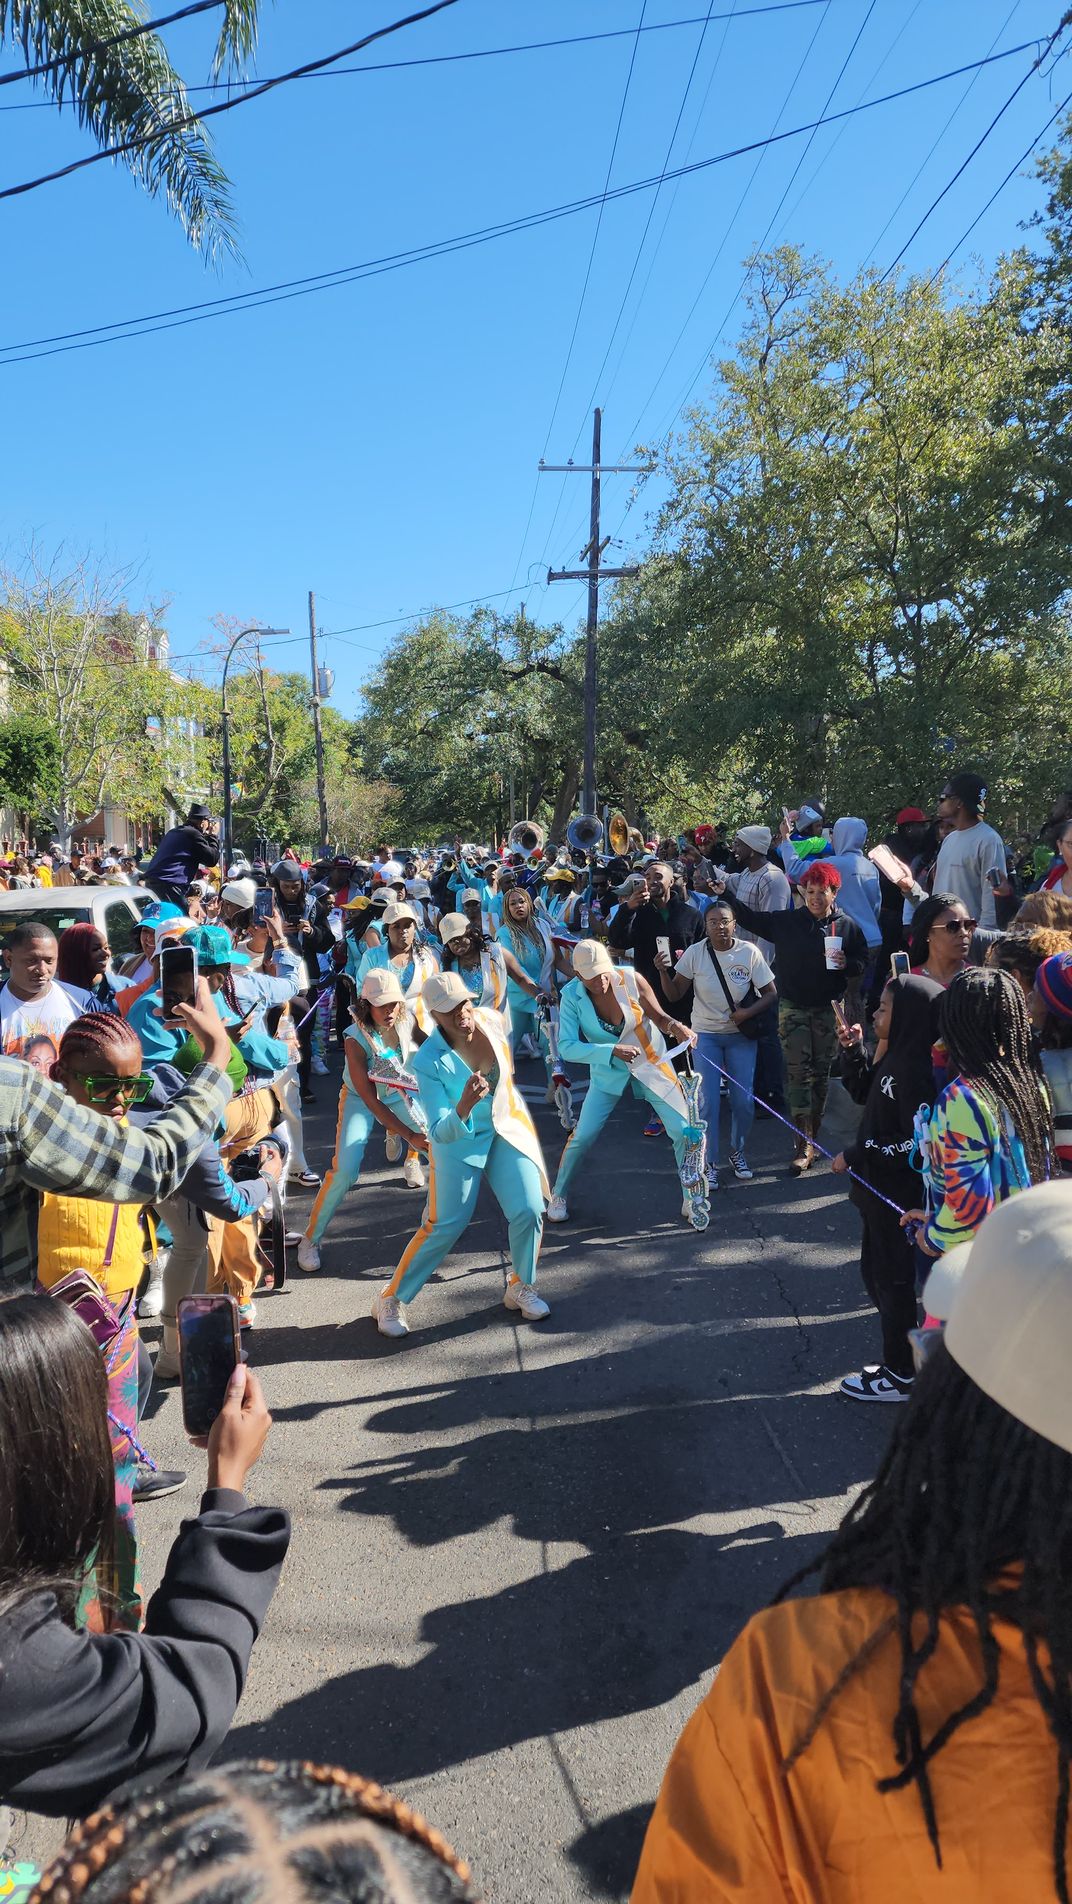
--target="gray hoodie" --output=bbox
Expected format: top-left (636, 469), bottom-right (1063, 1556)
top-left (822, 818), bottom-right (882, 947)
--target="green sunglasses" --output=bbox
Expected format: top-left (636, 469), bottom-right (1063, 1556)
top-left (78, 1073), bottom-right (154, 1105)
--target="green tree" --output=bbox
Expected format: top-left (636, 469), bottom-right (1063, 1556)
top-left (605, 246), bottom-right (1072, 834)
top-left (0, 713), bottom-right (61, 819)
top-left (2, 2), bottom-right (260, 257)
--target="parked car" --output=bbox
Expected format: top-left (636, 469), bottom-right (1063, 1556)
top-left (0, 886), bottom-right (153, 959)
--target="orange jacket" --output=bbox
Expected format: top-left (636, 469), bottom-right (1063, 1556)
top-left (633, 1586), bottom-right (1060, 1902)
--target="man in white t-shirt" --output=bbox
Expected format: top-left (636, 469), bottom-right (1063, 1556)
top-left (930, 771), bottom-right (1008, 931)
top-left (0, 922), bottom-right (100, 1073)
top-left (657, 899), bottom-right (776, 1186)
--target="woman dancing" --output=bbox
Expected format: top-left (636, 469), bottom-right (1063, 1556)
top-left (546, 940), bottom-right (697, 1225)
top-left (496, 884), bottom-right (573, 1080)
top-left (297, 969), bottom-right (430, 1273)
top-left (438, 909), bottom-right (537, 1036)
top-left (372, 971), bottom-right (549, 1338)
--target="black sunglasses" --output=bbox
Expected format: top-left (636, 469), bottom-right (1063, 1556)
top-left (938, 917), bottom-right (976, 934)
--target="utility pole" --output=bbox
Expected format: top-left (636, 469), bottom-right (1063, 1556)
top-left (543, 409), bottom-right (653, 820)
top-left (308, 590), bottom-right (330, 855)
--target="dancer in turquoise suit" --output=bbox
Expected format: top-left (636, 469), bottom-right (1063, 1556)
top-left (546, 939), bottom-right (696, 1225)
top-left (297, 967), bottom-right (429, 1273)
top-left (496, 883), bottom-right (574, 1080)
top-left (373, 969), bottom-right (550, 1338)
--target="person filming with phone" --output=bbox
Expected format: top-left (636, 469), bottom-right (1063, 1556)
top-left (0, 1293), bottom-right (287, 1820)
top-left (142, 804), bottom-right (221, 909)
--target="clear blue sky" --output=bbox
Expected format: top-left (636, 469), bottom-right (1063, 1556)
top-left (0, 0), bottom-right (1065, 715)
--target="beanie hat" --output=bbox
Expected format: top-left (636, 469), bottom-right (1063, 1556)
top-left (736, 824), bottom-right (772, 855)
top-left (1036, 950), bottom-right (1072, 1021)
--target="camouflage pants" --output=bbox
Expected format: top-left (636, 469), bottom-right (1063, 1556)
top-left (778, 1002), bottom-right (838, 1135)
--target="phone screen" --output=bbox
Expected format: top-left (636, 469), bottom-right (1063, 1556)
top-left (890, 951), bottom-right (911, 979)
top-left (158, 943), bottom-right (198, 1025)
top-left (178, 1294), bottom-right (240, 1437)
top-left (253, 887), bottom-right (275, 926)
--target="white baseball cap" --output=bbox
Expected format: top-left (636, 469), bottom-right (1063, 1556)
top-left (943, 1182), bottom-right (1072, 1455)
top-left (361, 968), bottom-right (405, 1006)
top-left (423, 970), bottom-right (472, 1015)
top-left (572, 939), bottom-right (615, 980)
top-left (382, 901), bottom-right (419, 928)
top-left (438, 911), bottom-right (470, 945)
top-left (221, 878), bottom-right (258, 909)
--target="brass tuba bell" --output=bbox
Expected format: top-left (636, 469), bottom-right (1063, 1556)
top-left (607, 811), bottom-right (630, 856)
top-left (508, 819), bottom-right (546, 859)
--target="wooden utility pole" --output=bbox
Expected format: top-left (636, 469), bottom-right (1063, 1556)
top-left (543, 409), bottom-right (653, 819)
top-left (308, 590), bottom-right (330, 854)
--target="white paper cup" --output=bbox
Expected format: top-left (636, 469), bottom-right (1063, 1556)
top-left (824, 935), bottom-right (843, 970)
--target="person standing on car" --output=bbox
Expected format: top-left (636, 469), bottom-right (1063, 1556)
top-left (143, 805), bottom-right (222, 907)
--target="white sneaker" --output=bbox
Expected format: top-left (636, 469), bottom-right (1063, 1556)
top-left (311, 1055), bottom-right (329, 1076)
top-left (297, 1235), bottom-right (321, 1273)
top-left (729, 1150), bottom-right (753, 1181)
top-left (138, 1261), bottom-right (165, 1318)
top-left (504, 1280), bottom-right (550, 1320)
top-left (385, 1132), bottom-right (404, 1163)
top-left (372, 1288), bottom-right (409, 1337)
top-left (546, 1193), bottom-right (569, 1223)
top-left (403, 1154), bottom-right (426, 1189)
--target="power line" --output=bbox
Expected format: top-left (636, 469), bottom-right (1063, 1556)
top-left (0, 0), bottom-right (226, 89)
top-left (0, 0), bottom-right (459, 206)
top-left (879, 13), bottom-right (1072, 278)
top-left (0, 40), bottom-right (1040, 369)
top-left (0, 3), bottom-right (844, 111)
top-left (927, 82), bottom-right (1072, 279)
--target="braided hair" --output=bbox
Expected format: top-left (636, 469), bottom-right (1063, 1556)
top-left (52, 1014), bottom-right (141, 1082)
top-left (32, 1760), bottom-right (477, 1904)
top-left (939, 968), bottom-right (1054, 1184)
top-left (776, 1345), bottom-right (1072, 1900)
top-left (497, 888), bottom-right (545, 960)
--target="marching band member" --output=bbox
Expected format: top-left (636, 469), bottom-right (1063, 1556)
top-left (437, 910), bottom-right (533, 1036)
top-left (372, 971), bottom-right (550, 1338)
top-left (356, 900), bottom-right (441, 1183)
top-left (545, 939), bottom-right (697, 1226)
top-left (296, 969), bottom-right (430, 1274)
top-left (449, 855), bottom-right (504, 928)
top-left (541, 863), bottom-right (585, 928)
top-left (497, 885), bottom-right (573, 1080)
top-left (459, 886), bottom-right (499, 941)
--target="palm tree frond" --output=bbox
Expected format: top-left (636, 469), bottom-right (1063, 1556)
top-left (212, 0), bottom-right (262, 78)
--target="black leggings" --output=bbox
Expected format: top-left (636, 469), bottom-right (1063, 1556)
top-left (853, 1187), bottom-right (918, 1380)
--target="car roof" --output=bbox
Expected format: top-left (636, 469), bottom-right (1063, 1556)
top-left (0, 885), bottom-right (153, 912)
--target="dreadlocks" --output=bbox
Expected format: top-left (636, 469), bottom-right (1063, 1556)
top-left (775, 1345), bottom-right (1072, 1901)
top-left (939, 968), bottom-right (1054, 1184)
top-left (33, 1761), bottom-right (476, 1904)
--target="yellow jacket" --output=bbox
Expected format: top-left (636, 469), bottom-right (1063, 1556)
top-left (37, 1190), bottom-right (145, 1301)
top-left (633, 1586), bottom-right (1062, 1902)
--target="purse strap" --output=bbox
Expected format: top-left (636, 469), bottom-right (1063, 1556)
top-left (706, 940), bottom-right (740, 1014)
top-left (101, 1204), bottom-right (120, 1271)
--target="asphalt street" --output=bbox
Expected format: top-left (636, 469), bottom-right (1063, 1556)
top-left (21, 1049), bottom-right (895, 1901)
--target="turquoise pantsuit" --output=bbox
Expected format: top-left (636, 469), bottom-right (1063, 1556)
top-left (385, 1016), bottom-right (547, 1304)
top-left (307, 1023), bottom-right (425, 1245)
top-left (553, 974), bottom-right (691, 1195)
top-left (501, 928), bottom-right (554, 1081)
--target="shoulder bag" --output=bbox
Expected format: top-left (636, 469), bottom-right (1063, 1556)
top-left (705, 941), bottom-right (769, 1042)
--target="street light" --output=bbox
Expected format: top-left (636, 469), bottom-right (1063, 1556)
top-left (221, 624), bottom-right (289, 864)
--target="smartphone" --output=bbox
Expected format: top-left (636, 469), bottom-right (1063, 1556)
top-left (177, 1293), bottom-right (241, 1438)
top-left (656, 935), bottom-right (671, 961)
top-left (890, 950), bottom-right (911, 979)
top-left (253, 886), bottom-right (275, 927)
top-left (831, 998), bottom-right (850, 1033)
top-left (158, 942), bottom-right (198, 1025)
top-left (50, 1269), bottom-right (121, 1349)
top-left (986, 867), bottom-right (1004, 891)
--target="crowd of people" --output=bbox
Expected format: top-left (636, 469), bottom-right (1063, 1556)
top-left (1, 775), bottom-right (1072, 1902)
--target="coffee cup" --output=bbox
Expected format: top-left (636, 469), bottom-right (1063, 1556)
top-left (824, 935), bottom-right (843, 970)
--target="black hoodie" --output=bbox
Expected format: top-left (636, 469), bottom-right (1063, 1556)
top-left (842, 974), bottom-right (942, 1197)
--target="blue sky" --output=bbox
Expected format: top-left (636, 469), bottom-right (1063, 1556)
top-left (0, 0), bottom-right (1065, 715)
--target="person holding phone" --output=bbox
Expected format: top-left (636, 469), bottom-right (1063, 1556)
top-left (0, 1294), bottom-right (287, 1819)
top-left (142, 804), bottom-right (221, 909)
top-left (373, 971), bottom-right (549, 1338)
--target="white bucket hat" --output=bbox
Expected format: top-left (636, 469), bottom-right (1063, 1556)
top-left (423, 970), bottom-right (472, 1016)
top-left (571, 939), bottom-right (615, 981)
top-left (943, 1182), bottom-right (1072, 1455)
top-left (361, 968), bottom-right (405, 1006)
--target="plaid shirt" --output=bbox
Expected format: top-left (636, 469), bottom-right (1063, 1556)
top-left (0, 1057), bottom-right (232, 1290)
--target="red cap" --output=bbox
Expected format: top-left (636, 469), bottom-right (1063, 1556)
top-left (896, 806), bottom-right (927, 825)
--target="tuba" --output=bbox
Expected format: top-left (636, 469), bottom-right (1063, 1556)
top-left (508, 819), bottom-right (546, 859)
top-left (566, 812), bottom-right (605, 854)
top-left (607, 811), bottom-right (629, 857)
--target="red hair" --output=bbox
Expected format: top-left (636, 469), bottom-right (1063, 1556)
top-left (52, 1014), bottom-right (143, 1082)
top-left (56, 922), bottom-right (105, 991)
top-left (799, 860), bottom-right (842, 893)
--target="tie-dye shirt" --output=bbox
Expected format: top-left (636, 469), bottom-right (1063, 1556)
top-left (914, 1078), bottom-right (1033, 1254)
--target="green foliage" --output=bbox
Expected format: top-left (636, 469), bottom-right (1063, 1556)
top-left (602, 244), bottom-right (1072, 836)
top-left (0, 713), bottom-right (60, 812)
top-left (0, 1), bottom-right (262, 258)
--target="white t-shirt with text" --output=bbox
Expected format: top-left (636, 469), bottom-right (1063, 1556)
top-left (674, 938), bottom-right (774, 1035)
top-left (0, 980), bottom-right (98, 1072)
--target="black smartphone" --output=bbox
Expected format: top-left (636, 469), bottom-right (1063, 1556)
top-left (986, 867), bottom-right (1004, 891)
top-left (177, 1293), bottom-right (240, 1438)
top-left (253, 887), bottom-right (275, 927)
top-left (158, 942), bottom-right (198, 1025)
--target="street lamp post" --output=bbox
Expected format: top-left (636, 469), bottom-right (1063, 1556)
top-left (221, 624), bottom-right (289, 865)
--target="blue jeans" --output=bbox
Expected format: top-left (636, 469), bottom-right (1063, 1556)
top-left (695, 1032), bottom-right (757, 1164)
